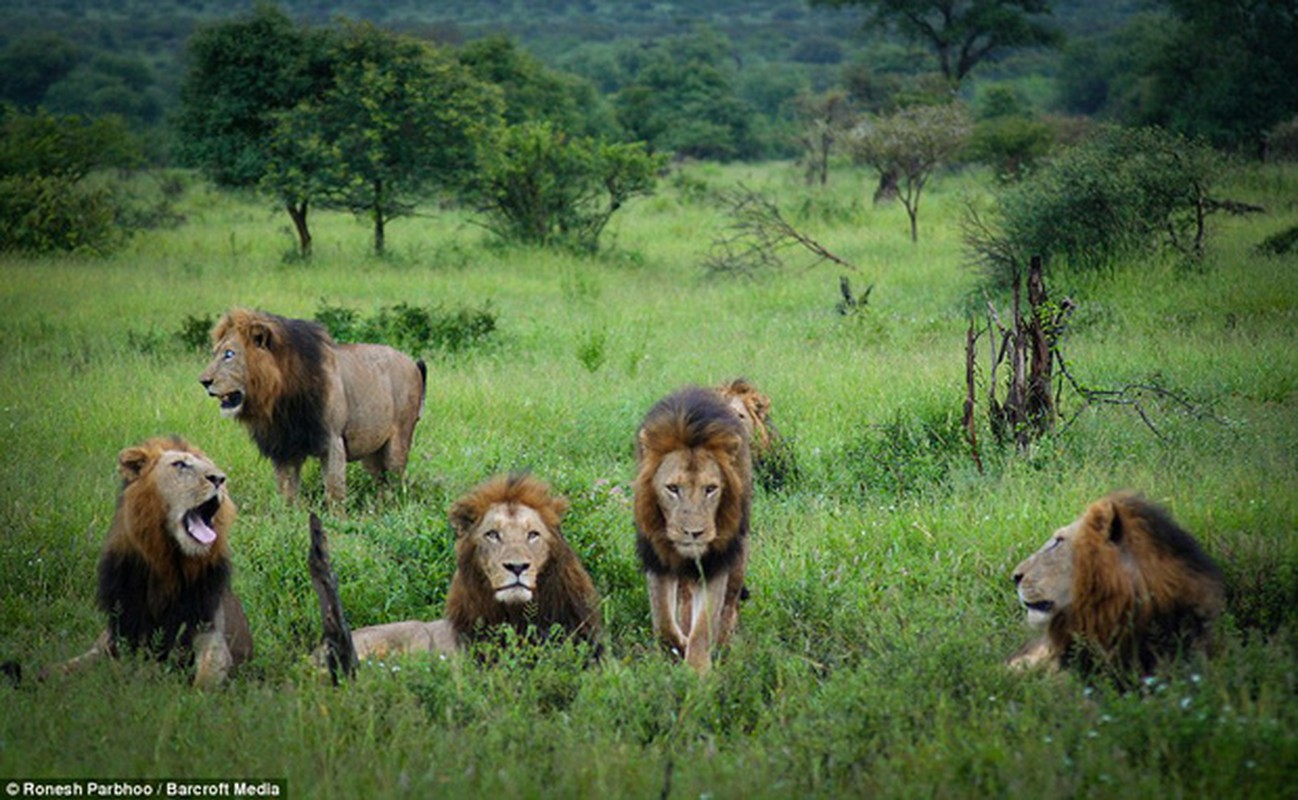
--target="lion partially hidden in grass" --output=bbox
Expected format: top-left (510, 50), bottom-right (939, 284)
top-left (1010, 491), bottom-right (1225, 678)
top-left (55, 436), bottom-right (252, 688)
top-left (199, 308), bottom-right (426, 504)
top-left (714, 377), bottom-right (799, 492)
top-left (635, 387), bottom-right (753, 674)
top-left (312, 474), bottom-right (601, 672)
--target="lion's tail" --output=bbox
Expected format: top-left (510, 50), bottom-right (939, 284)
top-left (416, 359), bottom-right (428, 419)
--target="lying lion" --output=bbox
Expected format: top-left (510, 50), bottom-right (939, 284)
top-left (51, 437), bottom-right (253, 688)
top-left (1011, 491), bottom-right (1225, 680)
top-left (199, 308), bottom-right (426, 504)
top-left (311, 473), bottom-right (602, 674)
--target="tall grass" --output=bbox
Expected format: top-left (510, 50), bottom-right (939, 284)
top-left (1, 162), bottom-right (1295, 796)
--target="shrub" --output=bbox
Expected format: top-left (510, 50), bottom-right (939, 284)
top-left (966, 115), bottom-right (1054, 182)
top-left (315, 301), bottom-right (497, 356)
top-left (175, 312), bottom-right (216, 351)
top-left (0, 173), bottom-right (124, 255)
top-left (469, 121), bottom-right (667, 252)
top-left (966, 125), bottom-right (1220, 286)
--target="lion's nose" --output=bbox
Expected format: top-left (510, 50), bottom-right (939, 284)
top-left (207, 473), bottom-right (226, 489)
top-left (1013, 571), bottom-right (1024, 586)
top-left (200, 378), bottom-right (213, 390)
top-left (504, 562), bottom-right (529, 578)
top-left (684, 529), bottom-right (705, 540)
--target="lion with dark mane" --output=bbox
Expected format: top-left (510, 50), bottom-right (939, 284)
top-left (634, 387), bottom-right (752, 674)
top-left (54, 436), bottom-right (252, 688)
top-left (199, 308), bottom-right (426, 503)
top-left (314, 473), bottom-right (601, 665)
top-left (1010, 491), bottom-right (1225, 679)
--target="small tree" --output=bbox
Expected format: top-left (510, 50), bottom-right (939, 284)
top-left (469, 121), bottom-right (666, 252)
top-left (848, 103), bottom-right (972, 242)
top-left (793, 89), bottom-right (854, 187)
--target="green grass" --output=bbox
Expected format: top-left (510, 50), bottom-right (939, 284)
top-left (1, 162), bottom-right (1296, 797)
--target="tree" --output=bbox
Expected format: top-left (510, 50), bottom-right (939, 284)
top-left (468, 121), bottom-right (666, 252)
top-left (848, 103), bottom-right (971, 242)
top-left (810, 0), bottom-right (1060, 85)
top-left (175, 4), bottom-right (335, 253)
top-left (0, 34), bottom-right (80, 109)
top-left (793, 90), bottom-right (854, 186)
top-left (297, 22), bottom-right (501, 255)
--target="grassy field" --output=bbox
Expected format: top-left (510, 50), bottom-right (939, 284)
top-left (1, 160), bottom-right (1295, 797)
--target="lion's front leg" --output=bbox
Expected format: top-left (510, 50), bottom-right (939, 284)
top-left (1008, 636), bottom-right (1059, 672)
top-left (275, 461), bottom-right (303, 501)
top-left (647, 572), bottom-right (688, 655)
top-left (322, 436), bottom-right (347, 504)
top-left (192, 629), bottom-right (234, 689)
top-left (43, 630), bottom-right (113, 679)
top-left (684, 570), bottom-right (730, 675)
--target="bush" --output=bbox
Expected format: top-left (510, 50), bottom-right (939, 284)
top-left (966, 125), bottom-right (1220, 286)
top-left (0, 174), bottom-right (124, 255)
top-left (966, 115), bottom-right (1054, 182)
top-left (315, 301), bottom-right (497, 356)
top-left (469, 121), bottom-right (667, 252)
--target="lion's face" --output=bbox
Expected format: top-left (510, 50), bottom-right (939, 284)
top-left (652, 449), bottom-right (725, 561)
top-left (122, 445), bottom-right (230, 558)
top-left (1012, 517), bottom-right (1081, 627)
top-left (199, 332), bottom-right (250, 418)
top-left (469, 502), bottom-right (555, 605)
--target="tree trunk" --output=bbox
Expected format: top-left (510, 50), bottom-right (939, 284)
top-left (372, 179), bottom-right (385, 255)
top-left (873, 168), bottom-right (898, 204)
top-left (286, 200), bottom-right (311, 257)
top-left (1025, 255), bottom-right (1055, 436)
top-left (308, 513), bottom-right (357, 685)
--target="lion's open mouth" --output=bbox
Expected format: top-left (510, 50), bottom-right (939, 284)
top-left (183, 496), bottom-right (222, 547)
top-left (217, 391), bottom-right (244, 411)
top-left (1024, 600), bottom-right (1054, 614)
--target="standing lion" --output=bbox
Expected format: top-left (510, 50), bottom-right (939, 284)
top-left (199, 308), bottom-right (426, 504)
top-left (634, 387), bottom-right (753, 674)
top-left (52, 436), bottom-right (252, 688)
top-left (1010, 491), bottom-right (1225, 680)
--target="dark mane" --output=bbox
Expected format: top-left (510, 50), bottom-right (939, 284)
top-left (246, 313), bottom-right (331, 464)
top-left (97, 549), bottom-right (231, 662)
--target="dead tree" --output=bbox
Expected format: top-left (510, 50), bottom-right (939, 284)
top-left (309, 513), bottom-right (358, 685)
top-left (703, 184), bottom-right (859, 278)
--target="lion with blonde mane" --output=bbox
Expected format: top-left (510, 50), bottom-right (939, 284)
top-left (199, 308), bottom-right (426, 503)
top-left (635, 387), bottom-right (752, 674)
top-left (54, 437), bottom-right (252, 688)
top-left (313, 474), bottom-right (601, 667)
top-left (714, 377), bottom-right (799, 491)
top-left (1010, 491), bottom-right (1225, 678)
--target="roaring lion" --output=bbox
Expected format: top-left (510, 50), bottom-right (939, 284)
top-left (634, 387), bottom-right (753, 674)
top-left (312, 473), bottom-right (601, 669)
top-left (199, 308), bottom-right (426, 504)
top-left (714, 377), bottom-right (798, 492)
top-left (54, 436), bottom-right (253, 688)
top-left (1010, 491), bottom-right (1225, 678)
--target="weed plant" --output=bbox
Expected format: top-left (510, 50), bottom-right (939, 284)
top-left (0, 161), bottom-right (1295, 797)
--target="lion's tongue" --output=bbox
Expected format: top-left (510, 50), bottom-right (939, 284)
top-left (184, 510), bottom-right (217, 545)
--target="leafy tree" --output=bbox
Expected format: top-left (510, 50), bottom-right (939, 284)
top-left (175, 4), bottom-right (336, 253)
top-left (289, 22), bottom-right (501, 255)
top-left (810, 0), bottom-right (1060, 85)
top-left (848, 103), bottom-right (972, 242)
top-left (614, 29), bottom-right (763, 161)
top-left (967, 86), bottom-right (1053, 180)
top-left (0, 108), bottom-right (142, 254)
top-left (0, 34), bottom-right (80, 109)
top-left (793, 89), bottom-right (855, 186)
top-left (468, 121), bottom-right (666, 252)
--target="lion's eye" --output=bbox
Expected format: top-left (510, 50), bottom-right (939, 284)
top-left (1048, 536), bottom-right (1063, 550)
top-left (484, 530), bottom-right (501, 543)
top-left (223, 349), bottom-right (235, 360)
top-left (665, 484), bottom-right (680, 496)
top-left (171, 459), bottom-right (190, 470)
top-left (527, 530), bottom-right (541, 542)
top-left (705, 484), bottom-right (720, 496)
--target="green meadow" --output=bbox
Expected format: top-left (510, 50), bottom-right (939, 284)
top-left (1, 161), bottom-right (1295, 797)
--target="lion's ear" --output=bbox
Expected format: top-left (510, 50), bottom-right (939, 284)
top-left (550, 495), bottom-right (571, 520)
top-left (117, 446), bottom-right (154, 482)
top-left (248, 321), bottom-right (274, 350)
top-left (1086, 497), bottom-right (1121, 544)
top-left (448, 500), bottom-right (477, 538)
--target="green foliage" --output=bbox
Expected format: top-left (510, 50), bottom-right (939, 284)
top-left (842, 405), bottom-right (967, 500)
top-left (968, 125), bottom-right (1221, 284)
top-left (967, 114), bottom-right (1055, 182)
top-left (174, 312), bottom-right (216, 352)
top-left (314, 300), bottom-right (497, 356)
top-left (469, 121), bottom-right (666, 252)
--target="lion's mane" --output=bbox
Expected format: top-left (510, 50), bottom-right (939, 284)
top-left (211, 308), bottom-right (332, 465)
top-left (634, 387), bottom-right (752, 578)
top-left (97, 436), bottom-right (242, 662)
top-left (446, 473), bottom-right (602, 650)
top-left (1049, 492), bottom-right (1224, 675)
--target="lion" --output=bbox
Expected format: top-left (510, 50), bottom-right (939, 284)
top-left (634, 387), bottom-right (753, 674)
top-left (714, 377), bottom-right (799, 492)
top-left (53, 436), bottom-right (253, 688)
top-left (312, 473), bottom-right (601, 670)
top-left (199, 308), bottom-right (426, 504)
top-left (1010, 491), bottom-right (1225, 679)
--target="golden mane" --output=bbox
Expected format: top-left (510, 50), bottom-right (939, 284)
top-left (633, 388), bottom-right (751, 565)
top-left (1049, 492), bottom-right (1224, 674)
top-left (446, 474), bottom-right (601, 649)
top-left (715, 377), bottom-right (773, 450)
top-left (108, 435), bottom-right (234, 605)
